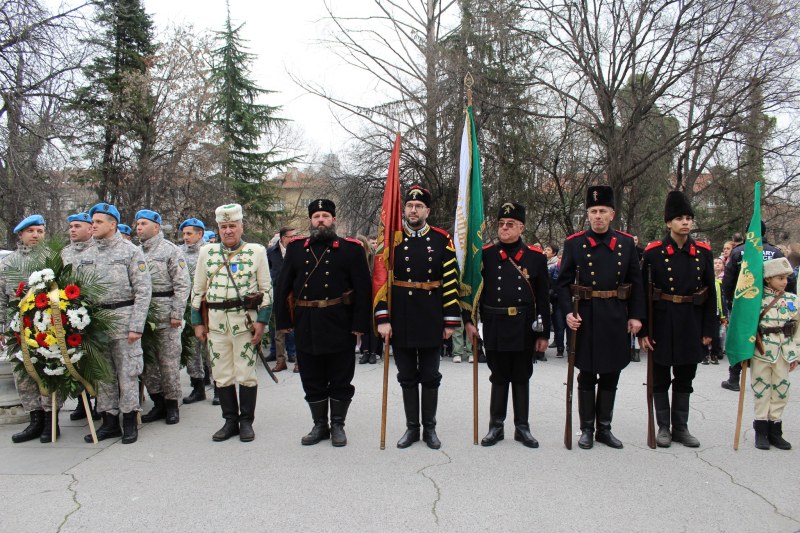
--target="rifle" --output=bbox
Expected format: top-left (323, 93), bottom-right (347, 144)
top-left (646, 264), bottom-right (656, 449)
top-left (564, 267), bottom-right (579, 450)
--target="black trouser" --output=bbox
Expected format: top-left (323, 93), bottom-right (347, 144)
top-left (551, 308), bottom-right (566, 351)
top-left (297, 349), bottom-right (356, 402)
top-left (653, 362), bottom-right (697, 393)
top-left (577, 371), bottom-right (620, 392)
top-left (394, 346), bottom-right (441, 389)
top-left (486, 349), bottom-right (533, 385)
top-left (363, 326), bottom-right (383, 355)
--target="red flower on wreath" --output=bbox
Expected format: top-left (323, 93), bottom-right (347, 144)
top-left (35, 332), bottom-right (49, 347)
top-left (66, 333), bottom-right (82, 347)
top-left (50, 312), bottom-right (67, 327)
top-left (14, 332), bottom-right (20, 344)
top-left (34, 293), bottom-right (49, 309)
top-left (15, 281), bottom-right (25, 297)
top-left (22, 315), bottom-right (32, 329)
top-left (64, 285), bottom-right (80, 300)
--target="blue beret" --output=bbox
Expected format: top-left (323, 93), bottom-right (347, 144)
top-left (135, 209), bottom-right (162, 225)
top-left (203, 231), bottom-right (216, 242)
top-left (179, 218), bottom-right (205, 231)
top-left (13, 214), bottom-right (45, 234)
top-left (67, 212), bottom-right (92, 224)
top-left (118, 224), bottom-right (132, 236)
top-left (89, 203), bottom-right (120, 222)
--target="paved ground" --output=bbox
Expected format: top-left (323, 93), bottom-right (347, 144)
top-left (1, 347), bottom-right (798, 533)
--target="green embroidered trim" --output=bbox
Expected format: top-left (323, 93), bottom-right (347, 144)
top-left (752, 377), bottom-right (770, 399)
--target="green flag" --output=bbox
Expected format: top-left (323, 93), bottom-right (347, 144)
top-left (724, 182), bottom-right (764, 365)
top-left (454, 106), bottom-right (485, 323)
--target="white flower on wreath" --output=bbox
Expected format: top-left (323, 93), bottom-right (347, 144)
top-left (66, 350), bottom-right (83, 364)
top-left (43, 366), bottom-right (65, 376)
top-left (33, 310), bottom-right (50, 332)
top-left (66, 307), bottom-right (90, 330)
top-left (36, 345), bottom-right (62, 360)
top-left (14, 351), bottom-right (40, 365)
top-left (9, 314), bottom-right (21, 333)
top-left (28, 268), bottom-right (55, 291)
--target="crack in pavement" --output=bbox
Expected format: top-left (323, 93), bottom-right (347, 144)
top-left (57, 473), bottom-right (80, 533)
top-left (695, 450), bottom-right (800, 526)
top-left (416, 450), bottom-right (452, 526)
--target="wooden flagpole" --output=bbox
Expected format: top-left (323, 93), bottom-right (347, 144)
top-left (733, 360), bottom-right (749, 450)
top-left (82, 391), bottom-right (98, 444)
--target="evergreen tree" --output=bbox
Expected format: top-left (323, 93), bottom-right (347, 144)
top-left (209, 3), bottom-right (293, 234)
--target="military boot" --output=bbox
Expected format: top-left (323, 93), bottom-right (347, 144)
top-left (653, 392), bottom-right (672, 447)
top-left (12, 410), bottom-right (45, 443)
top-left (721, 364), bottom-right (741, 391)
top-left (141, 393), bottom-right (166, 423)
top-left (238, 385), bottom-right (257, 442)
top-left (421, 387), bottom-right (441, 449)
top-left (577, 390), bottom-right (595, 449)
top-left (164, 399), bottom-right (180, 425)
top-left (182, 378), bottom-right (206, 404)
top-left (671, 392), bottom-right (699, 447)
top-left (121, 412), bottom-right (138, 444)
top-left (595, 389), bottom-right (623, 449)
top-left (397, 386), bottom-right (420, 449)
top-left (753, 419), bottom-right (770, 450)
top-left (481, 383), bottom-right (508, 446)
top-left (212, 386), bottom-right (239, 441)
top-left (212, 385), bottom-right (220, 405)
top-left (203, 364), bottom-right (212, 386)
top-left (301, 400), bottom-right (330, 445)
top-left (40, 410), bottom-right (60, 443)
top-left (86, 412), bottom-right (122, 442)
top-left (768, 420), bottom-right (792, 450)
top-left (70, 396), bottom-right (101, 421)
top-left (329, 399), bottom-right (350, 447)
top-left (511, 382), bottom-right (538, 448)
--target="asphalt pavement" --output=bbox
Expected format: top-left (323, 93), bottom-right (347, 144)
top-left (1, 347), bottom-right (798, 532)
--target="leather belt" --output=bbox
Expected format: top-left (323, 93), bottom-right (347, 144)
top-left (393, 280), bottom-right (442, 290)
top-left (206, 300), bottom-right (245, 310)
top-left (482, 304), bottom-right (532, 317)
top-left (571, 284), bottom-right (631, 300)
top-left (652, 287), bottom-right (708, 305)
top-left (99, 299), bottom-right (135, 310)
top-left (152, 290), bottom-right (175, 298)
top-left (295, 290), bottom-right (354, 309)
top-left (759, 326), bottom-right (783, 335)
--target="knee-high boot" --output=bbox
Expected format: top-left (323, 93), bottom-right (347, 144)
top-left (421, 387), bottom-right (441, 449)
top-left (481, 383), bottom-right (508, 446)
top-left (595, 389), bottom-right (623, 449)
top-left (397, 386), bottom-right (420, 449)
top-left (511, 382), bottom-right (538, 448)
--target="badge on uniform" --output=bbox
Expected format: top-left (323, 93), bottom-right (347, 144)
top-left (789, 301), bottom-right (796, 313)
top-left (231, 263), bottom-right (238, 273)
top-left (138, 261), bottom-right (146, 272)
top-left (179, 259), bottom-right (186, 269)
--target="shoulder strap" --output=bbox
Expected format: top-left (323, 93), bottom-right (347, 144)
top-left (507, 255), bottom-right (536, 301)
top-left (760, 293), bottom-right (784, 322)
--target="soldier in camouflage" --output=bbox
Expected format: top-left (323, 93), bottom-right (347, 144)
top-left (80, 203), bottom-right (152, 444)
top-left (1, 215), bottom-right (61, 443)
top-left (179, 217), bottom-right (213, 404)
top-left (135, 210), bottom-right (190, 426)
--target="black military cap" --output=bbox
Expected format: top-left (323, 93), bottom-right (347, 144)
top-left (498, 202), bottom-right (525, 224)
top-left (664, 190), bottom-right (694, 222)
top-left (586, 185), bottom-right (614, 209)
top-left (404, 184), bottom-right (432, 207)
top-left (308, 198), bottom-right (336, 217)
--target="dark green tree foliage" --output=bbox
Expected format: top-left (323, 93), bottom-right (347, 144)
top-left (71, 0), bottom-right (155, 207)
top-left (209, 5), bottom-right (293, 237)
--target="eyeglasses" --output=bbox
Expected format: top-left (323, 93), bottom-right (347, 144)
top-left (498, 221), bottom-right (519, 228)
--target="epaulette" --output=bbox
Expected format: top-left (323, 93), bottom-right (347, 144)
top-left (431, 226), bottom-right (451, 239)
top-left (528, 245), bottom-right (544, 253)
top-left (566, 231), bottom-right (585, 241)
top-left (644, 240), bottom-right (662, 252)
top-left (344, 237), bottom-right (364, 247)
top-left (289, 236), bottom-right (305, 243)
top-left (696, 241), bottom-right (712, 251)
top-left (615, 230), bottom-right (634, 238)
top-left (482, 243), bottom-right (495, 250)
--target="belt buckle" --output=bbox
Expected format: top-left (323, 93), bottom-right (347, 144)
top-left (507, 307), bottom-right (517, 316)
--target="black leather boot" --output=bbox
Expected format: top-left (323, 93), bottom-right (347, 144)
top-left (421, 387), bottom-right (441, 449)
top-left (577, 390), bottom-right (595, 449)
top-left (358, 352), bottom-right (370, 364)
top-left (329, 398), bottom-right (350, 447)
top-left (721, 365), bottom-right (741, 391)
top-left (165, 399), bottom-right (180, 425)
top-left (121, 412), bottom-right (138, 444)
top-left (141, 393), bottom-right (166, 423)
top-left (301, 400), bottom-right (330, 445)
top-left (86, 412), bottom-right (122, 442)
top-left (397, 386), bottom-right (420, 449)
top-left (40, 410), bottom-right (60, 443)
top-left (212, 385), bottom-right (220, 405)
top-left (212, 386), bottom-right (240, 441)
top-left (238, 385), bottom-right (257, 442)
top-left (481, 383), bottom-right (508, 446)
top-left (70, 396), bottom-right (102, 421)
top-left (183, 378), bottom-right (206, 404)
top-left (203, 364), bottom-right (211, 386)
top-left (753, 419), bottom-right (770, 450)
top-left (512, 382), bottom-right (538, 448)
top-left (595, 389), bottom-right (623, 449)
top-left (12, 410), bottom-right (45, 443)
top-left (653, 392), bottom-right (672, 447)
top-left (768, 420), bottom-right (792, 450)
top-left (670, 391), bottom-right (699, 447)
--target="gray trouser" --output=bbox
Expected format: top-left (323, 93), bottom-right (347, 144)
top-left (97, 338), bottom-right (144, 414)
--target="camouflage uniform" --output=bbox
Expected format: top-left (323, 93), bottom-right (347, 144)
top-left (140, 232), bottom-right (190, 401)
top-left (61, 239), bottom-right (95, 268)
top-left (181, 241), bottom-right (210, 379)
top-left (0, 244), bottom-right (58, 412)
top-left (78, 233), bottom-right (151, 414)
